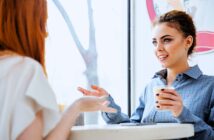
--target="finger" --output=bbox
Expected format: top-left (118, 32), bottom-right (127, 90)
top-left (91, 85), bottom-right (108, 95)
top-left (159, 92), bottom-right (179, 101)
top-left (87, 90), bottom-right (102, 96)
top-left (90, 90), bottom-right (104, 96)
top-left (77, 87), bottom-right (89, 95)
top-left (158, 101), bottom-right (182, 108)
top-left (158, 104), bottom-right (174, 110)
top-left (157, 99), bottom-right (176, 106)
top-left (91, 85), bottom-right (100, 90)
top-left (77, 87), bottom-right (84, 92)
top-left (156, 102), bottom-right (173, 109)
top-left (161, 88), bottom-right (178, 96)
top-left (78, 87), bottom-right (99, 96)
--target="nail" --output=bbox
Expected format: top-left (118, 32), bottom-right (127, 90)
top-left (157, 106), bottom-right (160, 108)
top-left (156, 93), bottom-right (159, 96)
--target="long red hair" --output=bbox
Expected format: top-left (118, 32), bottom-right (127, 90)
top-left (0, 0), bottom-right (48, 73)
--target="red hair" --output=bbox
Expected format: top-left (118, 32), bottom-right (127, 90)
top-left (0, 0), bottom-right (48, 73)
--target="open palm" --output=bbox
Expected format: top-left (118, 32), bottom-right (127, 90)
top-left (78, 85), bottom-right (108, 97)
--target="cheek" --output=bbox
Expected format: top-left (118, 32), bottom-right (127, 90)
top-left (154, 48), bottom-right (158, 57)
top-left (165, 43), bottom-right (180, 53)
top-left (168, 47), bottom-right (177, 54)
top-left (169, 46), bottom-right (186, 59)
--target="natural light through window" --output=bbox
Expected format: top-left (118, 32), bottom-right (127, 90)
top-left (46, 0), bottom-right (128, 124)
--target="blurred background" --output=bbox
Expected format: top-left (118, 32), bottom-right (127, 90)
top-left (46, 0), bottom-right (214, 125)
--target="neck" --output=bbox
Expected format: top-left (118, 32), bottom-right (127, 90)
top-left (0, 50), bottom-right (17, 57)
top-left (166, 61), bottom-right (190, 86)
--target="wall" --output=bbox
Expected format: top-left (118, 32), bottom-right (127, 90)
top-left (132, 0), bottom-right (214, 110)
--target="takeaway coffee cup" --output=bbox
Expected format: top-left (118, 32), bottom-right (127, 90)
top-left (153, 86), bottom-right (174, 104)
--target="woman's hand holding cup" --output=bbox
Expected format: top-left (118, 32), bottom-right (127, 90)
top-left (153, 86), bottom-right (183, 117)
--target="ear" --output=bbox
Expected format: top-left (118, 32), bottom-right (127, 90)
top-left (185, 35), bottom-right (193, 49)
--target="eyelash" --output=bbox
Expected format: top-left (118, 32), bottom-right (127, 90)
top-left (152, 41), bottom-right (157, 46)
top-left (163, 38), bottom-right (172, 43)
top-left (152, 38), bottom-right (172, 47)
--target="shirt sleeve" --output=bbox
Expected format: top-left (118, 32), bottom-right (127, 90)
top-left (175, 90), bottom-right (214, 139)
top-left (11, 60), bottom-right (60, 140)
top-left (102, 95), bottom-right (130, 124)
top-left (102, 90), bottom-right (146, 124)
top-left (130, 95), bottom-right (145, 123)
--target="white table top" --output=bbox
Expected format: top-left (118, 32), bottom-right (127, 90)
top-left (70, 123), bottom-right (194, 140)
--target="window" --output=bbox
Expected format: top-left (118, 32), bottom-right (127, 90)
top-left (46, 0), bottom-right (128, 124)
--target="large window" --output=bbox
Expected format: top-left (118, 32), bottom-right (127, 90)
top-left (46, 0), bottom-right (128, 124)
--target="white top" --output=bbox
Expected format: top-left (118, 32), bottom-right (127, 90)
top-left (0, 55), bottom-right (60, 140)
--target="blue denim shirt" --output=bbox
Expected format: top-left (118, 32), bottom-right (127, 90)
top-left (102, 65), bottom-right (214, 140)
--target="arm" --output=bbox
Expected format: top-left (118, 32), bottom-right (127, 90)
top-left (130, 95), bottom-right (145, 123)
top-left (17, 111), bottom-right (43, 140)
top-left (17, 96), bottom-right (116, 140)
top-left (175, 106), bottom-right (214, 139)
top-left (78, 85), bottom-right (145, 124)
top-left (17, 104), bottom-right (79, 140)
top-left (102, 94), bottom-right (146, 124)
top-left (102, 95), bottom-right (146, 124)
top-left (157, 88), bottom-right (214, 139)
top-left (78, 85), bottom-right (129, 124)
top-left (175, 88), bottom-right (214, 140)
top-left (101, 95), bottom-right (130, 124)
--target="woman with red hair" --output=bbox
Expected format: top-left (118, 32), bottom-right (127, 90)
top-left (0, 0), bottom-right (116, 140)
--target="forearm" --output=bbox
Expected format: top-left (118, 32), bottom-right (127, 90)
top-left (175, 107), bottom-right (214, 139)
top-left (46, 103), bottom-right (80, 140)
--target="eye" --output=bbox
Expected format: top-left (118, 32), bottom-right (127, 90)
top-left (163, 38), bottom-right (172, 43)
top-left (152, 40), bottom-right (157, 47)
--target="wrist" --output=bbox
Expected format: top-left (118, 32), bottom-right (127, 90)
top-left (173, 106), bottom-right (183, 117)
top-left (66, 101), bottom-right (81, 118)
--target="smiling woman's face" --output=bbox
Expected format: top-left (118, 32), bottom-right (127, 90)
top-left (152, 23), bottom-right (191, 68)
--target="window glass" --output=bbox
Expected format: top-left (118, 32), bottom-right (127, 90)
top-left (46, 0), bottom-right (128, 124)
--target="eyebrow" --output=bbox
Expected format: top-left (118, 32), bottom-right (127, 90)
top-left (160, 35), bottom-right (172, 39)
top-left (152, 35), bottom-right (173, 40)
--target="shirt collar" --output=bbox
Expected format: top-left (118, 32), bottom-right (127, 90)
top-left (153, 69), bottom-right (167, 79)
top-left (153, 65), bottom-right (202, 80)
top-left (183, 65), bottom-right (202, 79)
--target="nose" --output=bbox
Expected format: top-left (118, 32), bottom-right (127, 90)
top-left (156, 42), bottom-right (164, 51)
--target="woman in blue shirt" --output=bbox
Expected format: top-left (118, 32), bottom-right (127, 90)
top-left (79, 10), bottom-right (214, 140)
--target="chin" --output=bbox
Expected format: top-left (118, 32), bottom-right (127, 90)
top-left (161, 65), bottom-right (167, 68)
top-left (161, 63), bottom-right (170, 68)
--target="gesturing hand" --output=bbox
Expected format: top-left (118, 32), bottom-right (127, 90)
top-left (78, 85), bottom-right (109, 97)
top-left (74, 96), bottom-right (116, 113)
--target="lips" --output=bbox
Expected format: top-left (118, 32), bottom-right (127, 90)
top-left (158, 55), bottom-right (169, 61)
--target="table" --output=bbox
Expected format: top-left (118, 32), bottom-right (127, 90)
top-left (70, 123), bottom-right (194, 140)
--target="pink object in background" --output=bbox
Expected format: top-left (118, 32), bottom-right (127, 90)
top-left (146, 0), bottom-right (214, 54)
